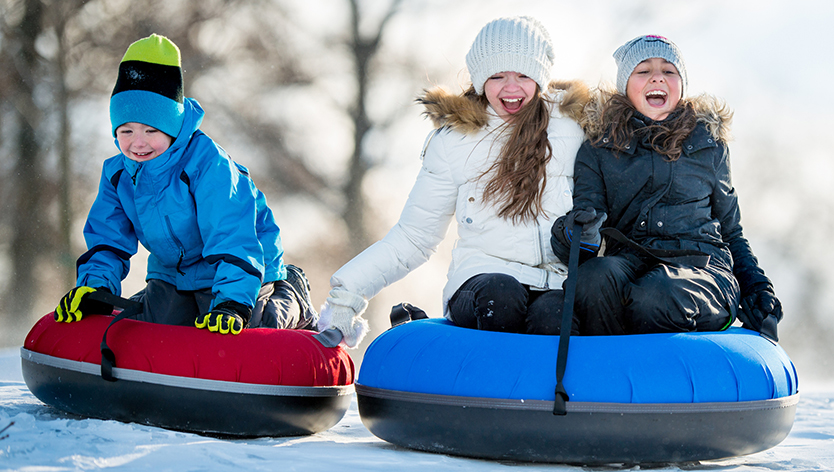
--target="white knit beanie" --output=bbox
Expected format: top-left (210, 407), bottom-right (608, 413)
top-left (465, 16), bottom-right (555, 95)
top-left (613, 35), bottom-right (688, 98)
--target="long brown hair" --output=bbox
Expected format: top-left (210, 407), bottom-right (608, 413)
top-left (463, 85), bottom-right (552, 223)
top-left (592, 93), bottom-right (697, 161)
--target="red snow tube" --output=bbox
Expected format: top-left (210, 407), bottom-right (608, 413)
top-left (21, 313), bottom-right (355, 437)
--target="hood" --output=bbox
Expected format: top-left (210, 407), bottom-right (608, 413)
top-left (582, 87), bottom-right (733, 144)
top-left (417, 80), bottom-right (590, 135)
top-left (118, 97), bottom-right (205, 176)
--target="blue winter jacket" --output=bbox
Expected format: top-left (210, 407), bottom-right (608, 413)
top-left (77, 98), bottom-right (286, 309)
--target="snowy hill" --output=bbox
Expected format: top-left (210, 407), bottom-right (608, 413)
top-left (1, 348), bottom-right (832, 471)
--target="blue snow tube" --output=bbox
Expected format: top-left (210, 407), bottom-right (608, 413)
top-left (356, 318), bottom-right (798, 464)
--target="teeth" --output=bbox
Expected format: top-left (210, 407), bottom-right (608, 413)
top-left (502, 98), bottom-right (522, 103)
top-left (646, 91), bottom-right (667, 97)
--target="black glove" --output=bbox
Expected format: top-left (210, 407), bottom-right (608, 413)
top-left (55, 286), bottom-right (114, 322)
top-left (195, 301), bottom-right (251, 335)
top-left (738, 289), bottom-right (783, 339)
top-left (565, 208), bottom-right (607, 252)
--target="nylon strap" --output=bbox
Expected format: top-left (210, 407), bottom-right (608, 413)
top-left (389, 302), bottom-right (429, 328)
top-left (86, 291), bottom-right (143, 382)
top-left (760, 314), bottom-right (779, 344)
top-left (600, 227), bottom-right (711, 268)
top-left (553, 221), bottom-right (582, 416)
top-left (312, 328), bottom-right (344, 348)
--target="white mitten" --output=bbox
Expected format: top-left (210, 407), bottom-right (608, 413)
top-left (317, 288), bottom-right (370, 348)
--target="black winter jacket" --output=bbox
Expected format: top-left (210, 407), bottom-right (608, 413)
top-left (572, 102), bottom-right (772, 297)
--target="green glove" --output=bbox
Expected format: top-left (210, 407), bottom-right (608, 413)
top-left (195, 301), bottom-right (250, 335)
top-left (55, 286), bottom-right (104, 323)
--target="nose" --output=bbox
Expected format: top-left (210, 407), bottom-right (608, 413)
top-left (132, 134), bottom-right (148, 147)
top-left (505, 75), bottom-right (522, 89)
top-left (650, 70), bottom-right (665, 83)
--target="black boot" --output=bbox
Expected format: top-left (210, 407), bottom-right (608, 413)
top-left (284, 264), bottom-right (319, 324)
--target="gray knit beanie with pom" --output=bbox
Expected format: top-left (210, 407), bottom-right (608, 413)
top-left (465, 16), bottom-right (555, 95)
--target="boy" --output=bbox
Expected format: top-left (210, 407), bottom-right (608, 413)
top-left (55, 34), bottom-right (317, 335)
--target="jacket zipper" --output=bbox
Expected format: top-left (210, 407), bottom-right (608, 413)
top-left (131, 163), bottom-right (141, 185)
top-left (165, 216), bottom-right (187, 275)
top-left (535, 220), bottom-right (548, 287)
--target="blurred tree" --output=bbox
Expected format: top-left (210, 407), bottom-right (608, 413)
top-left (53, 0), bottom-right (87, 290)
top-left (341, 0), bottom-right (405, 255)
top-left (2, 0), bottom-right (47, 328)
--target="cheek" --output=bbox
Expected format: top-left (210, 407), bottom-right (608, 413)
top-left (153, 136), bottom-right (173, 153)
top-left (625, 87), bottom-right (641, 107)
top-left (625, 78), bottom-right (641, 98)
top-left (522, 81), bottom-right (538, 97)
top-left (483, 83), bottom-right (498, 103)
top-left (484, 88), bottom-right (502, 110)
top-left (669, 78), bottom-right (683, 99)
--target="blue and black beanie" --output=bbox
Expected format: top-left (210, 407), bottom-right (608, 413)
top-left (110, 34), bottom-right (184, 137)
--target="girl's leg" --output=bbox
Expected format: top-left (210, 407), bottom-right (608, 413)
top-left (575, 254), bottom-right (644, 335)
top-left (526, 289), bottom-right (577, 335)
top-left (447, 273), bottom-right (528, 333)
top-left (626, 263), bottom-right (737, 333)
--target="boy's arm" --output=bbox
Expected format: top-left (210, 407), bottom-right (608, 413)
top-left (192, 142), bottom-right (265, 311)
top-left (77, 163), bottom-right (138, 296)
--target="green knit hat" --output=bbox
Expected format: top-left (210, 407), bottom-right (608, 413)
top-left (110, 34), bottom-right (185, 137)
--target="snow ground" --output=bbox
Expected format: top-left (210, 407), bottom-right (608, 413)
top-left (1, 348), bottom-right (832, 472)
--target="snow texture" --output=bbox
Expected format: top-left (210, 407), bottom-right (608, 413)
top-left (1, 348), bottom-right (832, 471)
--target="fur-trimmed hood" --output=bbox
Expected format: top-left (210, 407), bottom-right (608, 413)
top-left (581, 87), bottom-right (733, 144)
top-left (417, 80), bottom-right (590, 135)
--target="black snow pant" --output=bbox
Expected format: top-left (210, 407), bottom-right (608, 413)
top-left (447, 273), bottom-right (578, 335)
top-left (129, 278), bottom-right (318, 330)
top-left (574, 253), bottom-right (737, 335)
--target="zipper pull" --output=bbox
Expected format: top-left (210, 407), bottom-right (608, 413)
top-left (131, 164), bottom-right (141, 185)
top-left (176, 250), bottom-right (186, 275)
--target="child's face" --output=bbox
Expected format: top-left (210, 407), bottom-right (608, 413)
top-left (626, 58), bottom-right (682, 121)
top-left (116, 123), bottom-right (173, 162)
top-left (484, 71), bottom-right (538, 122)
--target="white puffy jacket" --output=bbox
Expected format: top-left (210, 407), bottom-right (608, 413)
top-left (331, 82), bottom-right (588, 319)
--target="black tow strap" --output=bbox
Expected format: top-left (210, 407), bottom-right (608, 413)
top-left (600, 227), bottom-right (711, 268)
top-left (552, 221), bottom-right (582, 416)
top-left (85, 291), bottom-right (143, 382)
top-left (389, 302), bottom-right (428, 328)
top-left (760, 314), bottom-right (779, 344)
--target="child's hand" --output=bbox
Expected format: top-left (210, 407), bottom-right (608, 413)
top-left (195, 301), bottom-right (250, 335)
top-left (565, 207), bottom-right (607, 250)
top-left (738, 289), bottom-right (782, 341)
top-left (55, 286), bottom-right (112, 322)
top-left (315, 289), bottom-right (370, 348)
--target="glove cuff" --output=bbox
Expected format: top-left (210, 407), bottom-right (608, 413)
top-left (211, 300), bottom-right (252, 326)
top-left (78, 286), bottom-right (115, 316)
top-left (317, 299), bottom-right (370, 349)
top-left (327, 288), bottom-right (369, 314)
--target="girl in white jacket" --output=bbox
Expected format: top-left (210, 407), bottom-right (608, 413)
top-left (317, 16), bottom-right (588, 347)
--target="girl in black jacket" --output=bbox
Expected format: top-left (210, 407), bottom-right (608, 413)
top-left (552, 35), bottom-right (782, 339)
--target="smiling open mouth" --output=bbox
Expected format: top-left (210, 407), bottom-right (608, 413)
top-left (501, 97), bottom-right (523, 112)
top-left (645, 90), bottom-right (667, 107)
